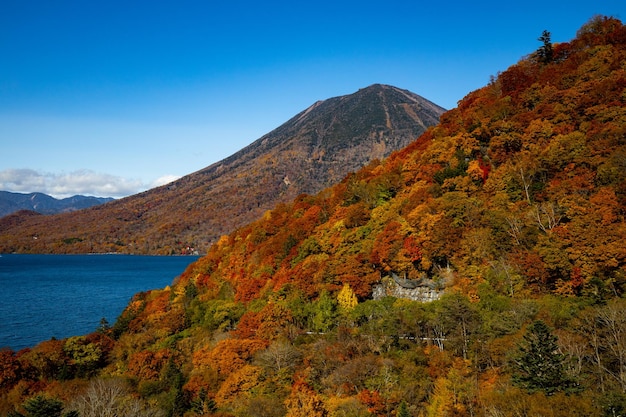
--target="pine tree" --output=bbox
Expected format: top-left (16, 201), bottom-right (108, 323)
top-left (512, 320), bottom-right (573, 395)
top-left (397, 401), bottom-right (411, 417)
top-left (537, 30), bottom-right (553, 64)
top-left (22, 395), bottom-right (63, 417)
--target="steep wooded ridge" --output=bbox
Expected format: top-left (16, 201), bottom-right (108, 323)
top-left (2, 16), bottom-right (626, 417)
top-left (0, 191), bottom-right (114, 218)
top-left (0, 84), bottom-right (444, 255)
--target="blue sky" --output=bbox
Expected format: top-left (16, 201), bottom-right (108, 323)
top-left (1, 1), bottom-right (624, 198)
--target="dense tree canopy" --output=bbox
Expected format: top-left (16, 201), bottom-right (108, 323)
top-left (2, 15), bottom-right (626, 417)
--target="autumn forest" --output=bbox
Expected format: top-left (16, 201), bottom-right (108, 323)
top-left (2, 15), bottom-right (626, 417)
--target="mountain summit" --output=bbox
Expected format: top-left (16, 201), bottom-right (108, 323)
top-left (0, 84), bottom-right (445, 254)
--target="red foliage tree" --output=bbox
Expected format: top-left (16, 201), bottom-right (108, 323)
top-left (358, 389), bottom-right (387, 416)
top-left (0, 350), bottom-right (22, 391)
top-left (126, 349), bottom-right (171, 381)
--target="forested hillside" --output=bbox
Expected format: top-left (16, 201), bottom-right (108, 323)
top-left (1, 16), bottom-right (626, 417)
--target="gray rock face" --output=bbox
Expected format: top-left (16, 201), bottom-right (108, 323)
top-left (372, 276), bottom-right (442, 302)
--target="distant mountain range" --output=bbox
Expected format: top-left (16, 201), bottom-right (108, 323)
top-left (0, 84), bottom-right (445, 254)
top-left (0, 191), bottom-right (114, 218)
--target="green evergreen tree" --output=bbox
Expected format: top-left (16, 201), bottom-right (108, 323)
top-left (22, 395), bottom-right (63, 417)
top-left (512, 320), bottom-right (573, 395)
top-left (397, 400), bottom-right (411, 417)
top-left (537, 30), bottom-right (553, 64)
top-left (162, 357), bottom-right (189, 417)
top-left (97, 317), bottom-right (110, 333)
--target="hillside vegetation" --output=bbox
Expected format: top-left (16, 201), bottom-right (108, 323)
top-left (1, 16), bottom-right (626, 417)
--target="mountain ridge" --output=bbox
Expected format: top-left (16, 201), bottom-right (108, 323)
top-left (0, 84), bottom-right (445, 254)
top-left (0, 191), bottom-right (114, 218)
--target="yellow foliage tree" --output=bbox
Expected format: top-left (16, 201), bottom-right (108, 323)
top-left (425, 358), bottom-right (477, 417)
top-left (337, 283), bottom-right (358, 312)
top-left (215, 364), bottom-right (262, 407)
top-left (285, 383), bottom-right (327, 417)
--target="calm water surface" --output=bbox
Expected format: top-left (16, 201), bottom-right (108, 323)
top-left (0, 254), bottom-right (199, 350)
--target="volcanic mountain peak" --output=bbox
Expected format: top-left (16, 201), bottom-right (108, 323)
top-left (0, 85), bottom-right (445, 254)
top-left (201, 84), bottom-right (444, 175)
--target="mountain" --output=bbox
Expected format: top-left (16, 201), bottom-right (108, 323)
top-left (3, 16), bottom-right (626, 416)
top-left (0, 191), bottom-right (114, 218)
top-left (0, 84), bottom-right (445, 255)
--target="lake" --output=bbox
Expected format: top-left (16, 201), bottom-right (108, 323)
top-left (0, 254), bottom-right (199, 351)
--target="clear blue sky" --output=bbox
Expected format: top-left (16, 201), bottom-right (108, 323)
top-left (1, 1), bottom-right (624, 198)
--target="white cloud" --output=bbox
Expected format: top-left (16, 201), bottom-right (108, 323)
top-left (0, 169), bottom-right (148, 198)
top-left (150, 174), bottom-right (181, 188)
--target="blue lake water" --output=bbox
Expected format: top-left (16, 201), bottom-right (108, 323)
top-left (0, 254), bottom-right (199, 351)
